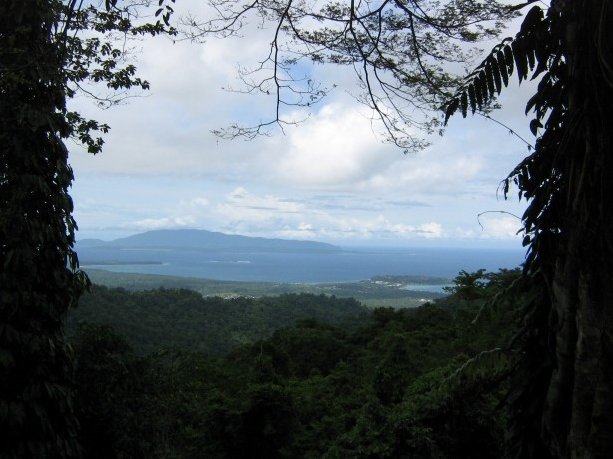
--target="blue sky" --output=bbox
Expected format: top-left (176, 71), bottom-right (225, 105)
top-left (68, 1), bottom-right (533, 249)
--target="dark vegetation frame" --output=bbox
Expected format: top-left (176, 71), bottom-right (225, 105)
top-left (1, 0), bottom-right (174, 456)
top-left (2, 0), bottom-right (613, 457)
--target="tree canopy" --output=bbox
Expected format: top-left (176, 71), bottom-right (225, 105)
top-left (67, 270), bottom-right (520, 458)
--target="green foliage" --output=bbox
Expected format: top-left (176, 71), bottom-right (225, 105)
top-left (68, 268), bottom-right (523, 458)
top-left (445, 2), bottom-right (613, 455)
top-left (442, 268), bottom-right (521, 302)
top-left (443, 5), bottom-right (548, 123)
top-left (72, 324), bottom-right (149, 458)
top-left (1, 1), bottom-right (174, 456)
top-left (1, 2), bottom-right (84, 456)
top-left (83, 267), bottom-right (445, 308)
top-left (443, 268), bottom-right (488, 300)
top-left (386, 363), bottom-right (505, 459)
top-left (68, 287), bottom-right (369, 355)
top-left (56, 0), bottom-right (175, 153)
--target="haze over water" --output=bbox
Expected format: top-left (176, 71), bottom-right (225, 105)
top-left (80, 245), bottom-right (524, 283)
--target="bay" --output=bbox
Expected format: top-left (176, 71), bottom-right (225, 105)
top-left (79, 245), bottom-right (525, 283)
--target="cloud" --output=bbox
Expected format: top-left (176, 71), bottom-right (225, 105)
top-left (211, 187), bottom-right (449, 242)
top-left (221, 187), bottom-right (304, 214)
top-left (315, 216), bottom-right (445, 241)
top-left (478, 215), bottom-right (524, 240)
top-left (129, 216), bottom-right (196, 231)
top-left (276, 104), bottom-right (398, 188)
top-left (214, 187), bottom-right (304, 234)
top-left (417, 222), bottom-right (444, 238)
top-left (385, 198), bottom-right (432, 208)
top-left (387, 153), bottom-right (484, 195)
top-left (277, 222), bottom-right (317, 240)
top-left (269, 101), bottom-right (492, 197)
top-left (183, 197), bottom-right (210, 207)
top-left (373, 219), bottom-right (444, 239)
top-left (296, 194), bottom-right (430, 212)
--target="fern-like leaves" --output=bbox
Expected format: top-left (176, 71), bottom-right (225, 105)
top-left (443, 6), bottom-right (550, 125)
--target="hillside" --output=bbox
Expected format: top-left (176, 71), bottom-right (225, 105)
top-left (68, 287), bottom-right (369, 355)
top-left (76, 229), bottom-right (341, 252)
top-left (70, 268), bottom-right (524, 458)
top-left (82, 268), bottom-right (446, 308)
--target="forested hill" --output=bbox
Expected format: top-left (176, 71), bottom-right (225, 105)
top-left (76, 229), bottom-right (341, 252)
top-left (68, 287), bottom-right (369, 355)
top-left (70, 269), bottom-right (523, 458)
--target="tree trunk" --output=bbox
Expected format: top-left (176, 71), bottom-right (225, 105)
top-left (540, 1), bottom-right (613, 457)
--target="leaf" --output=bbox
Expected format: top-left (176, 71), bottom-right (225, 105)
top-left (531, 57), bottom-right (548, 80)
top-left (512, 40), bottom-right (528, 82)
top-left (520, 6), bottom-right (545, 34)
top-left (532, 33), bottom-right (551, 80)
top-left (474, 75), bottom-right (484, 108)
top-left (485, 62), bottom-right (496, 97)
top-left (460, 91), bottom-right (468, 118)
top-left (525, 86), bottom-right (544, 115)
top-left (504, 45), bottom-right (514, 76)
top-left (529, 119), bottom-right (542, 136)
top-left (468, 84), bottom-right (477, 114)
top-left (527, 48), bottom-right (535, 71)
top-left (481, 74), bottom-right (490, 105)
top-left (444, 99), bottom-right (459, 125)
top-left (491, 58), bottom-right (502, 94)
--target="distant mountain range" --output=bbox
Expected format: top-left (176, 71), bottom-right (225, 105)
top-left (76, 229), bottom-right (341, 253)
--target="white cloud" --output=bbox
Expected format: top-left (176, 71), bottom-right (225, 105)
top-left (209, 188), bottom-right (450, 242)
top-left (277, 223), bottom-right (317, 240)
top-left (277, 104), bottom-right (398, 188)
top-left (232, 188), bottom-right (294, 211)
top-left (478, 215), bottom-right (524, 240)
top-left (129, 216), bottom-right (196, 231)
top-left (418, 222), bottom-right (444, 239)
top-left (386, 152), bottom-right (484, 195)
top-left (219, 187), bottom-right (304, 216)
top-left (184, 197), bottom-right (210, 207)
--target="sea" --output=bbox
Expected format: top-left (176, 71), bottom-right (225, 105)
top-left (78, 245), bottom-right (526, 284)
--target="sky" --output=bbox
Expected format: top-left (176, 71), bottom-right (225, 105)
top-left (68, 1), bottom-right (534, 249)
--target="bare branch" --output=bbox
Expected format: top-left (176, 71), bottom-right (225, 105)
top-left (477, 210), bottom-right (523, 231)
top-left (185, 0), bottom-right (517, 150)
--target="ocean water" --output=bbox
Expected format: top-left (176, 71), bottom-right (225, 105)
top-left (78, 246), bottom-right (526, 283)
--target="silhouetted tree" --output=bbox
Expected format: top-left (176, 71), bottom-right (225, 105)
top-left (444, 2), bottom-right (613, 456)
top-left (1, 1), bottom-right (172, 456)
top-left (1, 3), bottom-right (84, 455)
